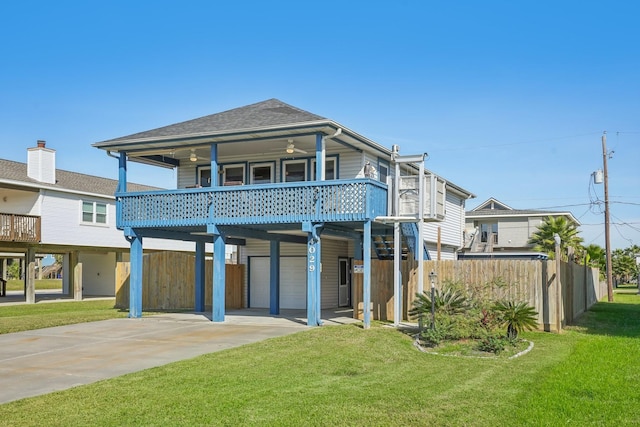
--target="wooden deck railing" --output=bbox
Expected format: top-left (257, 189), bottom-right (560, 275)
top-left (116, 179), bottom-right (388, 228)
top-left (0, 213), bottom-right (41, 243)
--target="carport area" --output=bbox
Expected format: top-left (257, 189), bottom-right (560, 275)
top-left (0, 308), bottom-right (357, 404)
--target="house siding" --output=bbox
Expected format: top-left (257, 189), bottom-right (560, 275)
top-left (498, 217), bottom-right (531, 248)
top-left (424, 191), bottom-right (465, 258)
top-left (176, 145), bottom-right (367, 188)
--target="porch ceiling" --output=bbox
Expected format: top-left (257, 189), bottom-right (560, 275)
top-left (135, 221), bottom-right (393, 244)
top-left (98, 124), bottom-right (375, 166)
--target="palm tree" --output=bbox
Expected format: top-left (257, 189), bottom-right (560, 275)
top-left (528, 216), bottom-right (583, 260)
top-left (493, 300), bottom-right (538, 340)
top-left (585, 244), bottom-right (606, 272)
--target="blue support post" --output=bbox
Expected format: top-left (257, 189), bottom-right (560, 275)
top-left (118, 152), bottom-right (127, 193)
top-left (212, 232), bottom-right (226, 322)
top-left (363, 220), bottom-right (372, 329)
top-left (304, 222), bottom-right (323, 326)
top-left (210, 144), bottom-right (218, 187)
top-left (270, 240), bottom-right (280, 315)
top-left (316, 133), bottom-right (324, 181)
top-left (126, 228), bottom-right (142, 318)
top-left (195, 240), bottom-right (205, 312)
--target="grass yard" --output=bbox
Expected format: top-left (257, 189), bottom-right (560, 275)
top-left (0, 300), bottom-right (126, 334)
top-left (1, 291), bottom-right (640, 426)
top-left (5, 279), bottom-right (62, 291)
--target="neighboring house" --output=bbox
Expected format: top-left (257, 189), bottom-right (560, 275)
top-left (459, 197), bottom-right (580, 259)
top-left (93, 99), bottom-right (474, 327)
top-left (0, 141), bottom-right (202, 302)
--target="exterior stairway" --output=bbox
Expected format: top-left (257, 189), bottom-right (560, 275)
top-left (372, 222), bottom-right (430, 260)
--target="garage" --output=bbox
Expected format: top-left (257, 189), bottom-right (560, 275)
top-left (249, 256), bottom-right (307, 309)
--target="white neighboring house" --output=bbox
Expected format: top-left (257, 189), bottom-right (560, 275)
top-left (0, 141), bottom-right (200, 301)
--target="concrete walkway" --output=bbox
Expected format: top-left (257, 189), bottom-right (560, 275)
top-left (0, 308), bottom-right (357, 404)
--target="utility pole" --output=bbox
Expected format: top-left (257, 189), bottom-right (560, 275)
top-left (602, 132), bottom-right (614, 302)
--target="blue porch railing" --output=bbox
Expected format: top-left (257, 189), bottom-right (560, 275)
top-left (116, 179), bottom-right (388, 228)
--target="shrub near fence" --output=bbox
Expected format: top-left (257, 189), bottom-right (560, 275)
top-left (354, 258), bottom-right (604, 332)
top-left (115, 252), bottom-right (244, 311)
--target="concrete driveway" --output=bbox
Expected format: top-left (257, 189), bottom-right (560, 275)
top-left (0, 309), bottom-right (357, 404)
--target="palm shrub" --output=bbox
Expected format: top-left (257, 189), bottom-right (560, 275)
top-left (409, 285), bottom-right (474, 346)
top-left (409, 285), bottom-right (468, 325)
top-left (493, 300), bottom-right (538, 340)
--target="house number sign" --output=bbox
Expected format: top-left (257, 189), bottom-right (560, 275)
top-left (308, 245), bottom-right (316, 272)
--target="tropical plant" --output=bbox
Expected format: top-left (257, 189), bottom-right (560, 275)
top-left (584, 244), bottom-right (606, 270)
top-left (611, 248), bottom-right (638, 285)
top-left (528, 216), bottom-right (583, 260)
top-left (493, 300), bottom-right (538, 340)
top-left (7, 261), bottom-right (20, 279)
top-left (409, 285), bottom-right (468, 323)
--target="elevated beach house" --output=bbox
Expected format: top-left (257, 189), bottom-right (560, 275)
top-left (93, 99), bottom-right (473, 327)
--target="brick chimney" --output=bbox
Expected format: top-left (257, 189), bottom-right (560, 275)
top-left (27, 140), bottom-right (56, 184)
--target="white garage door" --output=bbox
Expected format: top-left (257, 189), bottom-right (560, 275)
top-left (250, 257), bottom-right (307, 309)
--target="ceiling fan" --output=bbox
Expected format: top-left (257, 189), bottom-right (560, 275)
top-left (188, 148), bottom-right (207, 162)
top-left (284, 139), bottom-right (307, 154)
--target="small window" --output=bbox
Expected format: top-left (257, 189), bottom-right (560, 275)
top-left (283, 160), bottom-right (307, 182)
top-left (378, 160), bottom-right (389, 184)
top-left (250, 163), bottom-right (274, 184)
top-left (223, 164), bottom-right (245, 186)
top-left (312, 157), bottom-right (337, 180)
top-left (82, 201), bottom-right (107, 224)
top-left (82, 202), bottom-right (94, 222)
top-left (198, 167), bottom-right (212, 187)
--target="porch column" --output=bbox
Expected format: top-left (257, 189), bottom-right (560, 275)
top-left (118, 152), bottom-right (127, 192)
top-left (270, 240), bottom-right (280, 315)
top-left (363, 220), bottom-right (372, 329)
top-left (195, 241), bottom-right (206, 312)
top-left (315, 133), bottom-right (324, 181)
top-left (208, 225), bottom-right (226, 322)
top-left (210, 143), bottom-right (219, 187)
top-left (303, 222), bottom-right (322, 326)
top-left (72, 251), bottom-right (83, 301)
top-left (25, 248), bottom-right (36, 304)
top-left (125, 228), bottom-right (143, 318)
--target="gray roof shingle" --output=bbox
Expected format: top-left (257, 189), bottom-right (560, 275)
top-left (99, 99), bottom-right (327, 144)
top-left (466, 209), bottom-right (563, 216)
top-left (0, 159), bottom-right (160, 196)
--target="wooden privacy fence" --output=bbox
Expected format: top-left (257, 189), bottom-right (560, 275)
top-left (354, 259), bottom-right (605, 332)
top-left (115, 251), bottom-right (244, 310)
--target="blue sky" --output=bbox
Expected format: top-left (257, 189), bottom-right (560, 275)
top-left (1, 1), bottom-right (638, 250)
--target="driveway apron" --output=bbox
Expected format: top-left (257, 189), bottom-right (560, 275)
top-left (0, 312), bottom-right (310, 404)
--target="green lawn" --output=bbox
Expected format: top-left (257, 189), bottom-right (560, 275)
top-left (0, 300), bottom-right (126, 334)
top-left (2, 292), bottom-right (640, 426)
top-left (5, 279), bottom-right (62, 291)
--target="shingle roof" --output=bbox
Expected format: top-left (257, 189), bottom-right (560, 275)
top-left (466, 209), bottom-right (563, 217)
top-left (0, 159), bottom-right (160, 196)
top-left (99, 98), bottom-right (327, 144)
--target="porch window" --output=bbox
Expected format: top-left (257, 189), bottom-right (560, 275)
top-left (198, 167), bottom-right (212, 187)
top-left (223, 164), bottom-right (245, 186)
top-left (82, 201), bottom-right (107, 224)
top-left (283, 160), bottom-right (307, 182)
top-left (250, 162), bottom-right (274, 184)
top-left (311, 157), bottom-right (337, 180)
top-left (378, 159), bottom-right (389, 184)
top-left (480, 223), bottom-right (498, 244)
